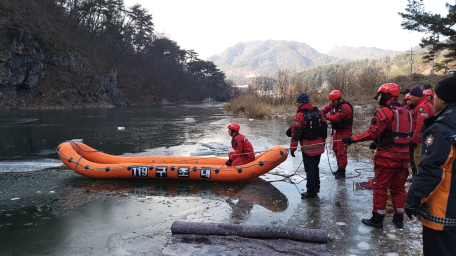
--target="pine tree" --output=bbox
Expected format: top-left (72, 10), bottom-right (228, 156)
top-left (399, 0), bottom-right (456, 61)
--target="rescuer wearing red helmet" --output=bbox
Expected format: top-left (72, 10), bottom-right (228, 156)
top-left (409, 86), bottom-right (434, 182)
top-left (289, 92), bottom-right (327, 198)
top-left (403, 92), bottom-right (418, 179)
top-left (404, 93), bottom-right (412, 110)
top-left (423, 89), bottom-right (434, 105)
top-left (321, 90), bottom-right (354, 179)
top-left (342, 83), bottom-right (412, 228)
top-left (226, 123), bottom-right (255, 167)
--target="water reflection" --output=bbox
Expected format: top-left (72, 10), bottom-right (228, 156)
top-left (0, 103), bottom-right (225, 161)
top-left (59, 178), bottom-right (289, 220)
top-left (0, 201), bottom-right (65, 255)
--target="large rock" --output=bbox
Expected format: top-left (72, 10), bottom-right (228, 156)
top-left (0, 26), bottom-right (44, 89)
top-left (0, 10), bottom-right (126, 109)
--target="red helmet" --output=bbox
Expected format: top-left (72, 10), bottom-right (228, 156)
top-left (423, 90), bottom-right (434, 97)
top-left (228, 123), bottom-right (240, 132)
top-left (405, 93), bottom-right (411, 99)
top-left (377, 83), bottom-right (400, 97)
top-left (329, 90), bottom-right (342, 101)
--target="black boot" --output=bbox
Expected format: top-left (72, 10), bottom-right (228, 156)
top-left (301, 192), bottom-right (317, 198)
top-left (362, 213), bottom-right (384, 228)
top-left (332, 167), bottom-right (341, 176)
top-left (335, 168), bottom-right (346, 179)
top-left (392, 214), bottom-right (404, 228)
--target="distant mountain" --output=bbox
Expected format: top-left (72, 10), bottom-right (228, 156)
top-left (207, 40), bottom-right (346, 78)
top-left (326, 46), bottom-right (401, 60)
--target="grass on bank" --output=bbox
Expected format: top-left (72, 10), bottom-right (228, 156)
top-left (224, 72), bottom-right (448, 161)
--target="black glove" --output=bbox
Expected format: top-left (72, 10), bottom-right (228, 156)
top-left (369, 142), bottom-right (377, 150)
top-left (405, 203), bottom-right (418, 220)
top-left (341, 137), bottom-right (354, 145)
top-left (290, 151), bottom-right (295, 157)
top-left (418, 202), bottom-right (431, 219)
top-left (225, 159), bottom-right (232, 166)
top-left (286, 127), bottom-right (292, 137)
top-left (410, 142), bottom-right (418, 149)
top-left (405, 202), bottom-right (432, 220)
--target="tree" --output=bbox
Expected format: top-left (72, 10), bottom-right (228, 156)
top-left (399, 0), bottom-right (456, 61)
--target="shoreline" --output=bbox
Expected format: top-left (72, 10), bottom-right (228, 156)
top-left (0, 100), bottom-right (223, 110)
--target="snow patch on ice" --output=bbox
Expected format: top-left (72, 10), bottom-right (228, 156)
top-left (386, 253), bottom-right (399, 256)
top-left (358, 224), bottom-right (375, 234)
top-left (357, 241), bottom-right (370, 250)
top-left (0, 159), bottom-right (63, 173)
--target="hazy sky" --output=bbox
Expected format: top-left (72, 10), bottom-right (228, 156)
top-left (124, 0), bottom-right (450, 59)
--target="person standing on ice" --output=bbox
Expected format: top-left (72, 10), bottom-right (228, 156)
top-left (225, 123), bottom-right (255, 166)
top-left (403, 93), bottom-right (413, 110)
top-left (289, 92), bottom-right (327, 198)
top-left (321, 90), bottom-right (353, 179)
top-left (409, 86), bottom-right (434, 182)
top-left (341, 83), bottom-right (412, 229)
top-left (403, 93), bottom-right (418, 180)
top-left (405, 76), bottom-right (456, 256)
top-left (423, 89), bottom-right (434, 106)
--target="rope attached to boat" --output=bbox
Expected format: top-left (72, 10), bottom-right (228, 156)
top-left (55, 140), bottom-right (369, 181)
top-left (55, 140), bottom-right (288, 174)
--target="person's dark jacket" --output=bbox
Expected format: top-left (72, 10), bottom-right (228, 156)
top-left (406, 103), bottom-right (456, 231)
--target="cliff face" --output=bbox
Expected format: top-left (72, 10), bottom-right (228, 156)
top-left (0, 7), bottom-right (126, 109)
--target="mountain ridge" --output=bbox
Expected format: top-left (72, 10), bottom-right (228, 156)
top-left (208, 40), bottom-right (346, 78)
top-left (208, 40), bottom-right (403, 79)
top-left (325, 46), bottom-right (402, 60)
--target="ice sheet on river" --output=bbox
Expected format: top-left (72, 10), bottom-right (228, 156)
top-left (0, 159), bottom-right (63, 173)
top-left (0, 118), bottom-right (39, 127)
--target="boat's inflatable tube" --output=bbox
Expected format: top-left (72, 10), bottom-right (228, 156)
top-left (56, 141), bottom-right (288, 182)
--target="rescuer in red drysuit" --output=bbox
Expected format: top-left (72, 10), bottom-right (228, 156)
top-left (409, 86), bottom-right (434, 174)
top-left (289, 92), bottom-right (327, 198)
top-left (403, 93), bottom-right (413, 110)
top-left (423, 89), bottom-right (434, 105)
top-left (321, 90), bottom-right (353, 179)
top-left (341, 83), bottom-right (412, 229)
top-left (402, 93), bottom-right (418, 180)
top-left (226, 123), bottom-right (255, 166)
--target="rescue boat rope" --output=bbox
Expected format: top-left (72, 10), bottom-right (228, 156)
top-left (54, 139), bottom-right (369, 183)
top-left (56, 139), bottom-right (343, 170)
top-left (249, 160), bottom-right (306, 194)
top-left (324, 143), bottom-right (362, 180)
top-left (56, 140), bottom-right (288, 174)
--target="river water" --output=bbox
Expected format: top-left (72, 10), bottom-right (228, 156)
top-left (0, 103), bottom-right (423, 255)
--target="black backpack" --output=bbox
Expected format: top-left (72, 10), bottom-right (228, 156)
top-left (301, 107), bottom-right (327, 140)
top-left (286, 107), bottom-right (327, 140)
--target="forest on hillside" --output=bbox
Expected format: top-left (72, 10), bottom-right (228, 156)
top-left (0, 0), bottom-right (233, 108)
top-left (239, 41), bottom-right (454, 96)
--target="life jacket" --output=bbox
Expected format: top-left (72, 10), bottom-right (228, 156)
top-left (330, 101), bottom-right (354, 131)
top-left (300, 107), bottom-right (327, 140)
top-left (377, 103), bottom-right (412, 147)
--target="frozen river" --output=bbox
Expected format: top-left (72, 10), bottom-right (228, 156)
top-left (0, 103), bottom-right (423, 255)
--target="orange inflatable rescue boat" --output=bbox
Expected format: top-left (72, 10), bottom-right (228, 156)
top-left (56, 141), bottom-right (288, 182)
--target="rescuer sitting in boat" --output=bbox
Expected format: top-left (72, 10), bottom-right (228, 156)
top-left (226, 123), bottom-right (256, 166)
